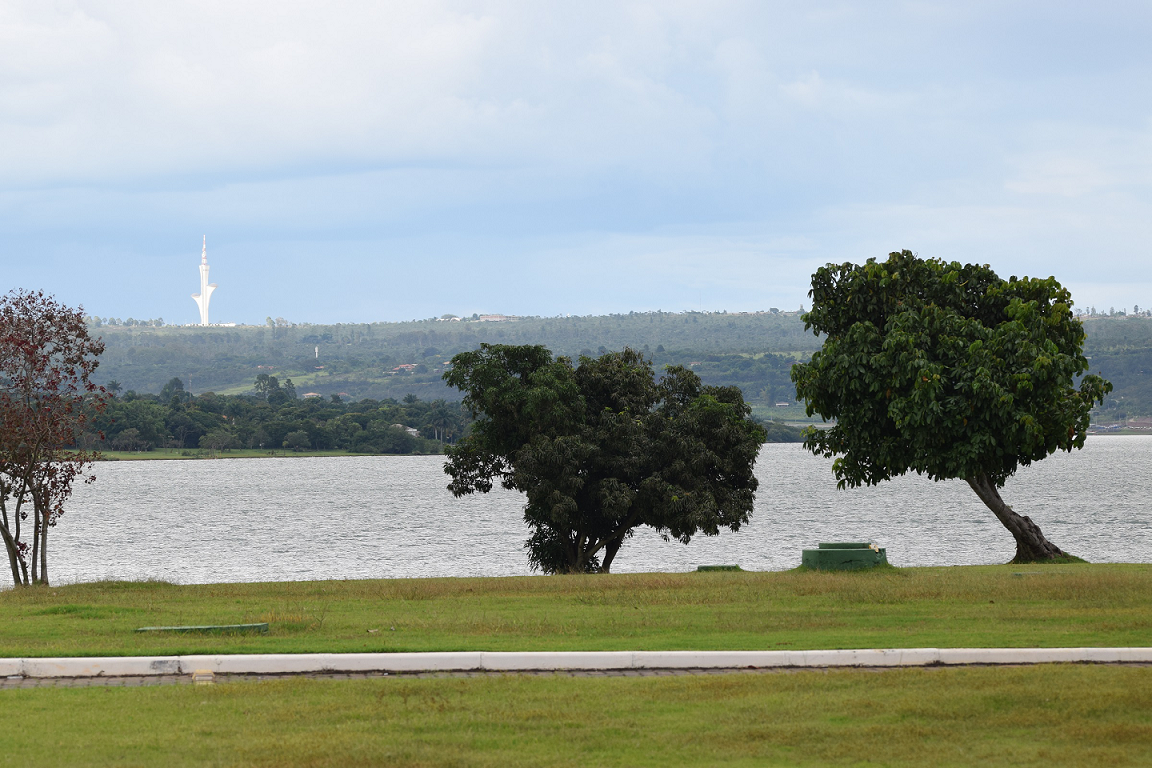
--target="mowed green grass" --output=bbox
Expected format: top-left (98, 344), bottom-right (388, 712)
top-left (2, 564), bottom-right (1150, 657)
top-left (3, 665), bottom-right (1151, 767)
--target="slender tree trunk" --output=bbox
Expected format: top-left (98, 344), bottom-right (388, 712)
top-left (36, 484), bottom-right (49, 585)
top-left (30, 504), bottom-right (39, 584)
top-left (38, 506), bottom-right (48, 586)
top-left (1, 519), bottom-right (23, 587)
top-left (17, 529), bottom-right (29, 585)
top-left (965, 474), bottom-right (1068, 563)
top-left (0, 496), bottom-right (21, 586)
top-left (12, 487), bottom-right (30, 585)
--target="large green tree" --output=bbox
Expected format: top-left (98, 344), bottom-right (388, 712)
top-left (444, 344), bottom-right (765, 573)
top-left (791, 251), bottom-right (1111, 562)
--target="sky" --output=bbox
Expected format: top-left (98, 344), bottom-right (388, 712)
top-left (2, 1), bottom-right (1151, 324)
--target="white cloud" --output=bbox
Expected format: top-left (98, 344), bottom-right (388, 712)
top-left (0, 1), bottom-right (755, 186)
top-left (1004, 123), bottom-right (1152, 198)
top-left (2, 1), bottom-right (1021, 189)
top-left (1, 1), bottom-right (514, 182)
top-left (1005, 157), bottom-right (1116, 198)
top-left (3, 1), bottom-right (1152, 320)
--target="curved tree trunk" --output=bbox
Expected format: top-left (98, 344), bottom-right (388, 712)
top-left (0, 495), bottom-right (22, 586)
top-left (965, 474), bottom-right (1068, 563)
top-left (595, 511), bottom-right (642, 574)
top-left (600, 539), bottom-right (622, 574)
top-left (1, 523), bottom-right (23, 587)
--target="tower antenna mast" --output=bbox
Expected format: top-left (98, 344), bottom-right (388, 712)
top-left (191, 235), bottom-right (217, 325)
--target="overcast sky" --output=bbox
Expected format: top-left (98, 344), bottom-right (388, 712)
top-left (2, 1), bottom-right (1150, 324)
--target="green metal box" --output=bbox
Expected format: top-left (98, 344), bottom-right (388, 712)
top-left (801, 542), bottom-right (888, 571)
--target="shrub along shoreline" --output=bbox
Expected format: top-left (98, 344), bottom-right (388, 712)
top-left (92, 448), bottom-right (435, 461)
top-left (89, 384), bottom-right (805, 461)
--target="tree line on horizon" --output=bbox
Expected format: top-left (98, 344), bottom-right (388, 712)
top-left (92, 377), bottom-right (462, 456)
top-left (86, 311), bottom-right (822, 397)
top-left (88, 310), bottom-right (1152, 421)
top-left (91, 365), bottom-right (805, 456)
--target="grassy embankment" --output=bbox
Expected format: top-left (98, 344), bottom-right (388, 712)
top-left (2, 564), bottom-right (1150, 658)
top-left (4, 566), bottom-right (1152, 766)
top-left (2, 665), bottom-right (1150, 766)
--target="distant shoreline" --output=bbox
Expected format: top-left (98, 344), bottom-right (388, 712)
top-left (91, 430), bottom-right (1148, 462)
top-left (92, 448), bottom-right (441, 461)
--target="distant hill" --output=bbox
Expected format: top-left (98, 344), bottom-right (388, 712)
top-left (1081, 316), bottom-right (1152, 422)
top-left (90, 312), bottom-right (1152, 419)
top-left (91, 311), bottom-right (820, 405)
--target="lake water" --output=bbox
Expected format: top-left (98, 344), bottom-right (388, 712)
top-left (40, 436), bottom-right (1152, 585)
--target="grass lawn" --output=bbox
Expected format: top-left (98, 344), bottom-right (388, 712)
top-left (2, 564), bottom-right (1150, 658)
top-left (2, 665), bottom-right (1150, 766)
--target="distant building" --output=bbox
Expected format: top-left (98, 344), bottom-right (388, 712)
top-left (191, 236), bottom-right (217, 325)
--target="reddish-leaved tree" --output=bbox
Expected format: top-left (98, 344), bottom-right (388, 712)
top-left (0, 290), bottom-right (107, 587)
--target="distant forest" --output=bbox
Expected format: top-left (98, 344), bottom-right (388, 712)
top-left (1078, 316), bottom-right (1152, 421)
top-left (90, 311), bottom-right (817, 407)
top-left (92, 383), bottom-right (459, 456)
top-left (89, 312), bottom-right (1152, 421)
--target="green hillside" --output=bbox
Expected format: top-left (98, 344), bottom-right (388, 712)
top-left (91, 311), bottom-right (818, 406)
top-left (1081, 317), bottom-right (1152, 421)
top-left (90, 313), bottom-right (1152, 419)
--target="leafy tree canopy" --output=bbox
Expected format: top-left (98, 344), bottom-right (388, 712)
top-left (444, 344), bottom-right (766, 574)
top-left (791, 251), bottom-right (1111, 562)
top-left (0, 290), bottom-right (106, 586)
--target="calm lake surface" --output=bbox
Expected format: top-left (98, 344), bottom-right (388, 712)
top-left (46, 436), bottom-right (1152, 585)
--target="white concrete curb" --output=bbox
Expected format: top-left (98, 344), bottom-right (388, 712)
top-left (3, 648), bottom-right (1151, 678)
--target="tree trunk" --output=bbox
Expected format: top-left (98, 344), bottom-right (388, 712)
top-left (1, 521), bottom-right (23, 587)
top-left (557, 533), bottom-right (590, 574)
top-left (595, 510), bottom-right (642, 574)
top-left (0, 497), bottom-right (21, 586)
top-left (30, 507), bottom-right (39, 584)
top-left (562, 536), bottom-right (620, 574)
top-left (600, 538), bottom-right (622, 574)
top-left (965, 474), bottom-right (1068, 563)
top-left (13, 484), bottom-right (30, 585)
top-left (38, 507), bottom-right (49, 586)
